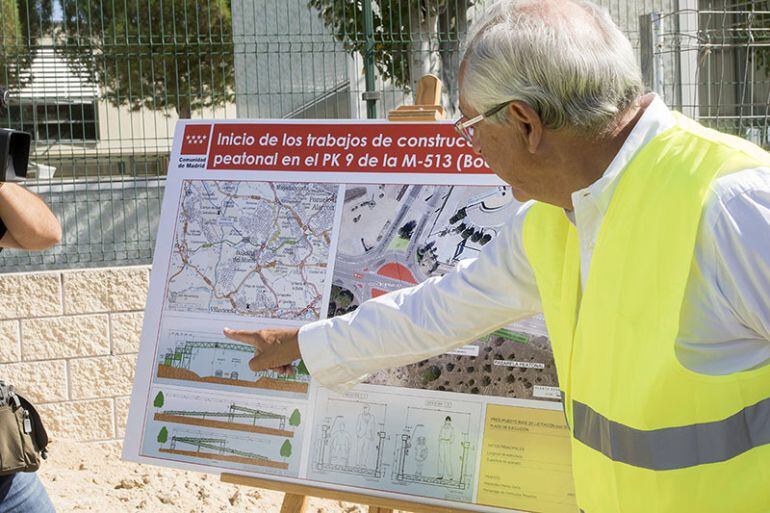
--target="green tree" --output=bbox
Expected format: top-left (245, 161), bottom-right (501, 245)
top-left (0, 0), bottom-right (54, 89)
top-left (153, 391), bottom-right (165, 408)
top-left (157, 426), bottom-right (168, 444)
top-left (280, 439), bottom-right (292, 458)
top-left (307, 0), bottom-right (472, 114)
top-left (59, 0), bottom-right (235, 119)
top-left (0, 0), bottom-right (23, 85)
top-left (398, 220), bottom-right (417, 239)
top-left (289, 409), bottom-right (301, 427)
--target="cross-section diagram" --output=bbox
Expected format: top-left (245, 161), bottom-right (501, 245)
top-left (155, 329), bottom-right (310, 397)
top-left (392, 407), bottom-right (474, 492)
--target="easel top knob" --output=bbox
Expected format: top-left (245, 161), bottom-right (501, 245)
top-left (387, 75), bottom-right (446, 122)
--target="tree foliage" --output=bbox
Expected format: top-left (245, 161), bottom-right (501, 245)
top-left (398, 220), bottom-right (417, 239)
top-left (157, 426), bottom-right (169, 444)
top-left (289, 409), bottom-right (301, 427)
top-left (58, 0), bottom-right (235, 118)
top-left (307, 0), bottom-right (472, 112)
top-left (0, 0), bottom-right (54, 89)
top-left (752, 9), bottom-right (770, 75)
top-left (153, 391), bottom-right (165, 408)
top-left (0, 0), bottom-right (23, 83)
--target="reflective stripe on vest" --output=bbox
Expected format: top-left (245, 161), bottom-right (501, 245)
top-left (572, 397), bottom-right (770, 471)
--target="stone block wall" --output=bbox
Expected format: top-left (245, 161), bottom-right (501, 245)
top-left (0, 266), bottom-right (150, 442)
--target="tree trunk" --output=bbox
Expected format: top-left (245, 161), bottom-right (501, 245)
top-left (438, 0), bottom-right (469, 116)
top-left (408, 0), bottom-right (439, 99)
top-left (177, 102), bottom-right (192, 120)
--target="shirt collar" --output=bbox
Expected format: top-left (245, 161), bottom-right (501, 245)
top-left (570, 94), bottom-right (677, 216)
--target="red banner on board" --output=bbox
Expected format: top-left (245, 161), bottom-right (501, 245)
top-left (203, 123), bottom-right (492, 174)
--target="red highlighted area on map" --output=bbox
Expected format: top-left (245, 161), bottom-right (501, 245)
top-left (377, 263), bottom-right (417, 284)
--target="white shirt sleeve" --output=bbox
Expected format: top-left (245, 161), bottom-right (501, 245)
top-left (710, 169), bottom-right (770, 341)
top-left (299, 203), bottom-right (542, 387)
top-left (677, 168), bottom-right (770, 374)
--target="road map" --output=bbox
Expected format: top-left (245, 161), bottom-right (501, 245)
top-left (165, 180), bottom-right (338, 320)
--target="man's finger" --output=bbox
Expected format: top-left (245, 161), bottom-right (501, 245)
top-left (259, 365), bottom-right (295, 375)
top-left (249, 345), bottom-right (297, 372)
top-left (223, 328), bottom-right (266, 351)
top-left (249, 354), bottom-right (293, 372)
top-left (278, 364), bottom-right (294, 375)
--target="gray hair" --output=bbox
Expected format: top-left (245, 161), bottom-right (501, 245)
top-left (462, 0), bottom-right (644, 136)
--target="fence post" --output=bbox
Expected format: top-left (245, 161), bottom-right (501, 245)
top-left (639, 11), bottom-right (665, 97)
top-left (676, 0), bottom-right (699, 119)
top-left (362, 0), bottom-right (380, 119)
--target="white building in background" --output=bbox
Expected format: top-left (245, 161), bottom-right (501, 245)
top-left (7, 43), bottom-right (237, 180)
top-left (230, 0), bottom-right (414, 121)
top-left (0, 43), bottom-right (237, 271)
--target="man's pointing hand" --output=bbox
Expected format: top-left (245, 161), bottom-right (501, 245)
top-left (222, 327), bottom-right (302, 374)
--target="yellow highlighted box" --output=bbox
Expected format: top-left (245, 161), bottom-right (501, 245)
top-left (477, 404), bottom-right (577, 513)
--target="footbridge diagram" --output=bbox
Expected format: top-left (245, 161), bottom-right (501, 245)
top-left (154, 403), bottom-right (295, 437)
top-left (159, 436), bottom-right (289, 470)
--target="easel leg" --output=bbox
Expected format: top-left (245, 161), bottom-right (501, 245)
top-left (280, 493), bottom-right (308, 513)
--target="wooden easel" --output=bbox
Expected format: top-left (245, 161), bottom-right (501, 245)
top-left (222, 473), bottom-right (473, 513)
top-left (220, 74), bottom-right (463, 513)
top-left (387, 74), bottom-right (446, 122)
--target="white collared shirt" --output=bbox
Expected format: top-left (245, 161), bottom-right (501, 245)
top-left (299, 96), bottom-right (770, 387)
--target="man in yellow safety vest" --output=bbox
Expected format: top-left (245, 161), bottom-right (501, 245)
top-left (225, 0), bottom-right (770, 510)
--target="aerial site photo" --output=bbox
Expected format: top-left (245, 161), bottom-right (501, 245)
top-left (328, 184), bottom-right (560, 401)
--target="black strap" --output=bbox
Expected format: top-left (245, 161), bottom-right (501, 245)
top-left (17, 394), bottom-right (49, 455)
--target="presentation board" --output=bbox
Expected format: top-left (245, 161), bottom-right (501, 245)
top-left (123, 120), bottom-right (576, 513)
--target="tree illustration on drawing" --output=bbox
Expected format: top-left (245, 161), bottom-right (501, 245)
top-left (157, 426), bottom-right (168, 444)
top-left (289, 409), bottom-right (301, 427)
top-left (153, 391), bottom-right (165, 408)
top-left (280, 439), bottom-right (292, 459)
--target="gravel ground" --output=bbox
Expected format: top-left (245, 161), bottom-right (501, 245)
top-left (37, 439), bottom-right (367, 513)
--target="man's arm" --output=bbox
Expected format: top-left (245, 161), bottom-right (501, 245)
top-left (295, 203), bottom-right (542, 387)
top-left (225, 203), bottom-right (542, 387)
top-left (0, 183), bottom-right (61, 250)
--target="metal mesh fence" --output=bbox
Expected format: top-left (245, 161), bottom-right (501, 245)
top-left (640, 1), bottom-right (770, 142)
top-left (697, 2), bottom-right (770, 142)
top-left (0, 0), bottom-right (766, 272)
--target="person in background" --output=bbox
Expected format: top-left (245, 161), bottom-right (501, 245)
top-left (0, 181), bottom-right (61, 513)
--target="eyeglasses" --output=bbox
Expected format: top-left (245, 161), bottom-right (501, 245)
top-left (454, 100), bottom-right (514, 145)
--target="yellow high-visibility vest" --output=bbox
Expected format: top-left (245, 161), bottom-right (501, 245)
top-left (522, 115), bottom-right (770, 512)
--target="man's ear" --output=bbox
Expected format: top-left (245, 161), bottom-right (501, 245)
top-left (506, 101), bottom-right (543, 154)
